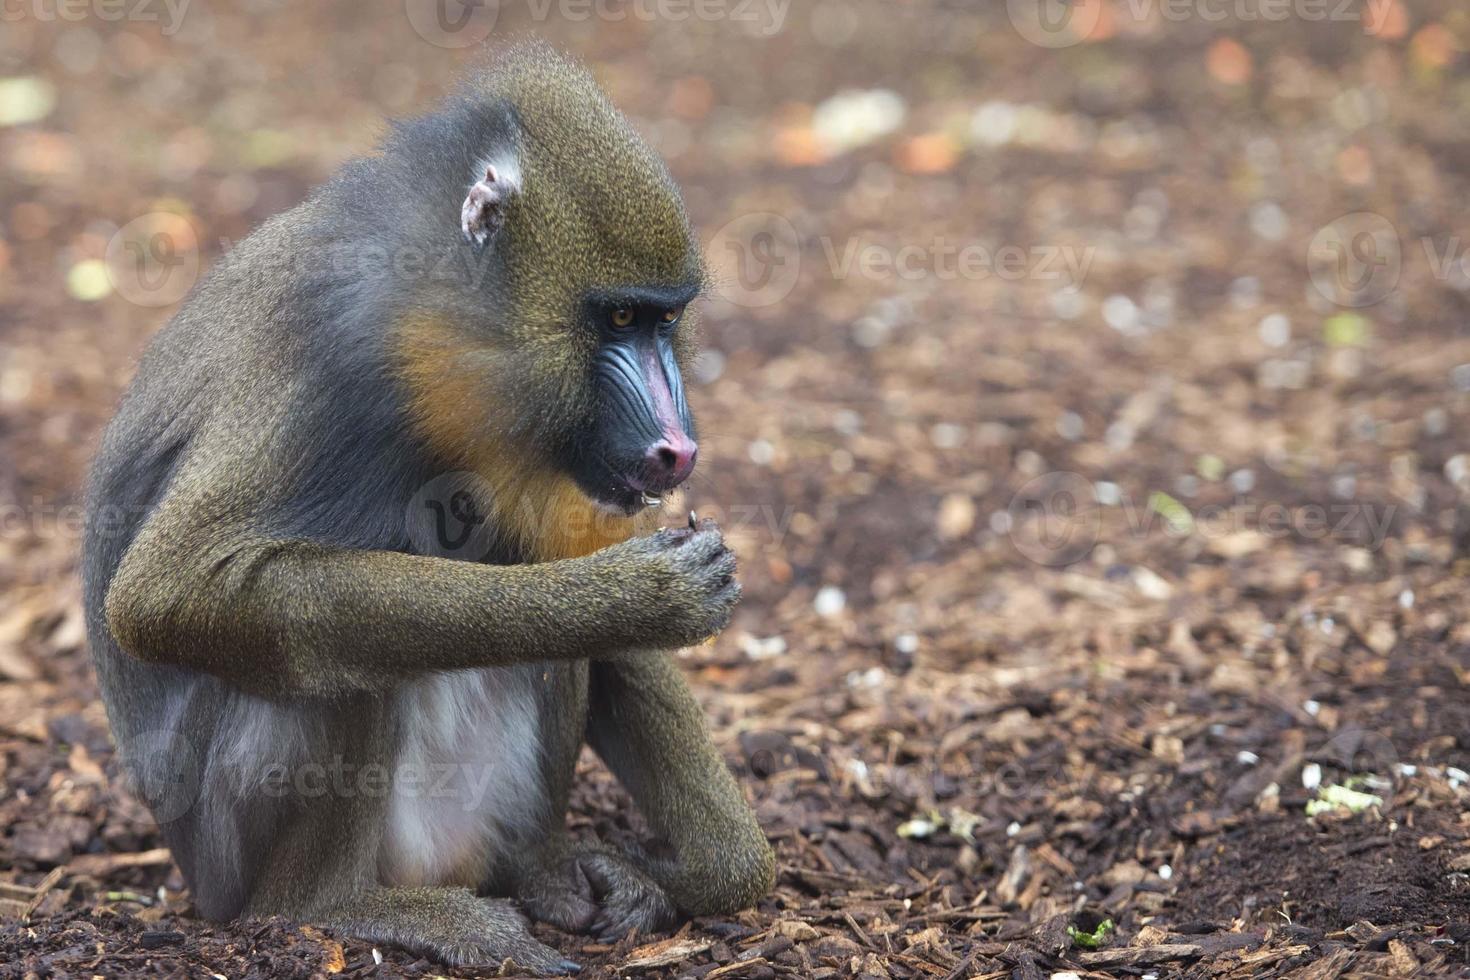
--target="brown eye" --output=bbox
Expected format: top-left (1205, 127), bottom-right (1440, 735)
top-left (662, 306), bottom-right (684, 324)
top-left (611, 308), bottom-right (635, 329)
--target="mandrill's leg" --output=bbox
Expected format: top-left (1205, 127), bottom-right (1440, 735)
top-left (320, 887), bottom-right (578, 974)
top-left (499, 660), bottom-right (676, 941)
top-left (239, 738), bottom-right (580, 976)
top-left (585, 653), bottom-right (775, 923)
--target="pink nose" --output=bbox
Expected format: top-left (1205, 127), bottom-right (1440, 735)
top-left (645, 433), bottom-right (698, 487)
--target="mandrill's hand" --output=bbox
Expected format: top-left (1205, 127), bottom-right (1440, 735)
top-left (589, 518), bottom-right (740, 651)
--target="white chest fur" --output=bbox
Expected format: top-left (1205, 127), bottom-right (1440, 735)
top-left (379, 666), bottom-right (546, 888)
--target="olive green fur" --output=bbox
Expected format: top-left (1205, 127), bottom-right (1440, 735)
top-left (83, 42), bottom-right (771, 974)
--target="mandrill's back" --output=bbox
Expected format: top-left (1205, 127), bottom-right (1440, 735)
top-left (79, 207), bottom-right (403, 920)
top-left (79, 41), bottom-right (619, 923)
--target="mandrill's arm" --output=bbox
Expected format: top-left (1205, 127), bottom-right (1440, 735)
top-left (104, 477), bottom-right (740, 700)
top-left (586, 652), bottom-right (776, 916)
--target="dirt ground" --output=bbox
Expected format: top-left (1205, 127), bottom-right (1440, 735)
top-left (3, 2), bottom-right (1470, 977)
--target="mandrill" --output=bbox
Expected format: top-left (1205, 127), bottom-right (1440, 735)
top-left (82, 41), bottom-right (773, 974)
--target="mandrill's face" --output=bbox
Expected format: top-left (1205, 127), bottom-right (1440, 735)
top-left (567, 284), bottom-right (702, 516)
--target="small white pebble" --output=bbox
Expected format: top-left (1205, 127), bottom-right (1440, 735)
top-left (692, 349), bottom-right (726, 384)
top-left (1396, 763), bottom-right (1417, 777)
top-left (989, 510), bottom-right (1013, 534)
top-left (1094, 480), bottom-right (1122, 506)
top-left (1319, 617), bottom-right (1335, 635)
top-left (1007, 821), bottom-right (1022, 837)
top-left (1050, 287), bottom-right (1086, 320)
top-left (1304, 699), bottom-right (1322, 716)
top-left (1302, 762), bottom-right (1323, 790)
top-left (1056, 411), bottom-right (1085, 441)
top-left (1105, 420), bottom-right (1135, 450)
top-left (1399, 589), bottom-right (1415, 610)
top-left (895, 632), bottom-right (919, 655)
top-left (814, 586), bottom-right (846, 618)
top-left (747, 439), bottom-right (775, 465)
top-left (852, 316), bottom-right (890, 348)
top-left (1249, 201), bottom-right (1288, 241)
top-left (1446, 455), bottom-right (1468, 485)
top-left (970, 100), bottom-right (1017, 146)
top-left (372, 949), bottom-right (384, 966)
top-left (1448, 767), bottom-right (1469, 786)
top-left (930, 423), bottom-right (966, 449)
top-left (1237, 751), bottom-right (1260, 766)
top-left (1258, 312), bottom-right (1291, 347)
top-left (1103, 294), bottom-right (1141, 333)
top-left (1424, 407), bottom-right (1448, 437)
top-left (1229, 276), bottom-right (1262, 310)
top-left (1158, 864), bottom-right (1173, 880)
top-left (738, 634), bottom-right (788, 660)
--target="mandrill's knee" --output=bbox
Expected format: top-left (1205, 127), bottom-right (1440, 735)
top-left (689, 832), bottom-right (776, 915)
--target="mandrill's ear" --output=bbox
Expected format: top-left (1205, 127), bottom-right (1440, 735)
top-left (460, 164), bottom-right (518, 250)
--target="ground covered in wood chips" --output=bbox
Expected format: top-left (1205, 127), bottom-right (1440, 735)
top-left (4, 2), bottom-right (1470, 978)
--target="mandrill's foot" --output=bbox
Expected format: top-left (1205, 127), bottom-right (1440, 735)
top-left (516, 845), bottom-right (678, 942)
top-left (323, 887), bottom-right (580, 975)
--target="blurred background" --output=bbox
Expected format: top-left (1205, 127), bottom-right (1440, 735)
top-left (2, 1), bottom-right (1469, 975)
